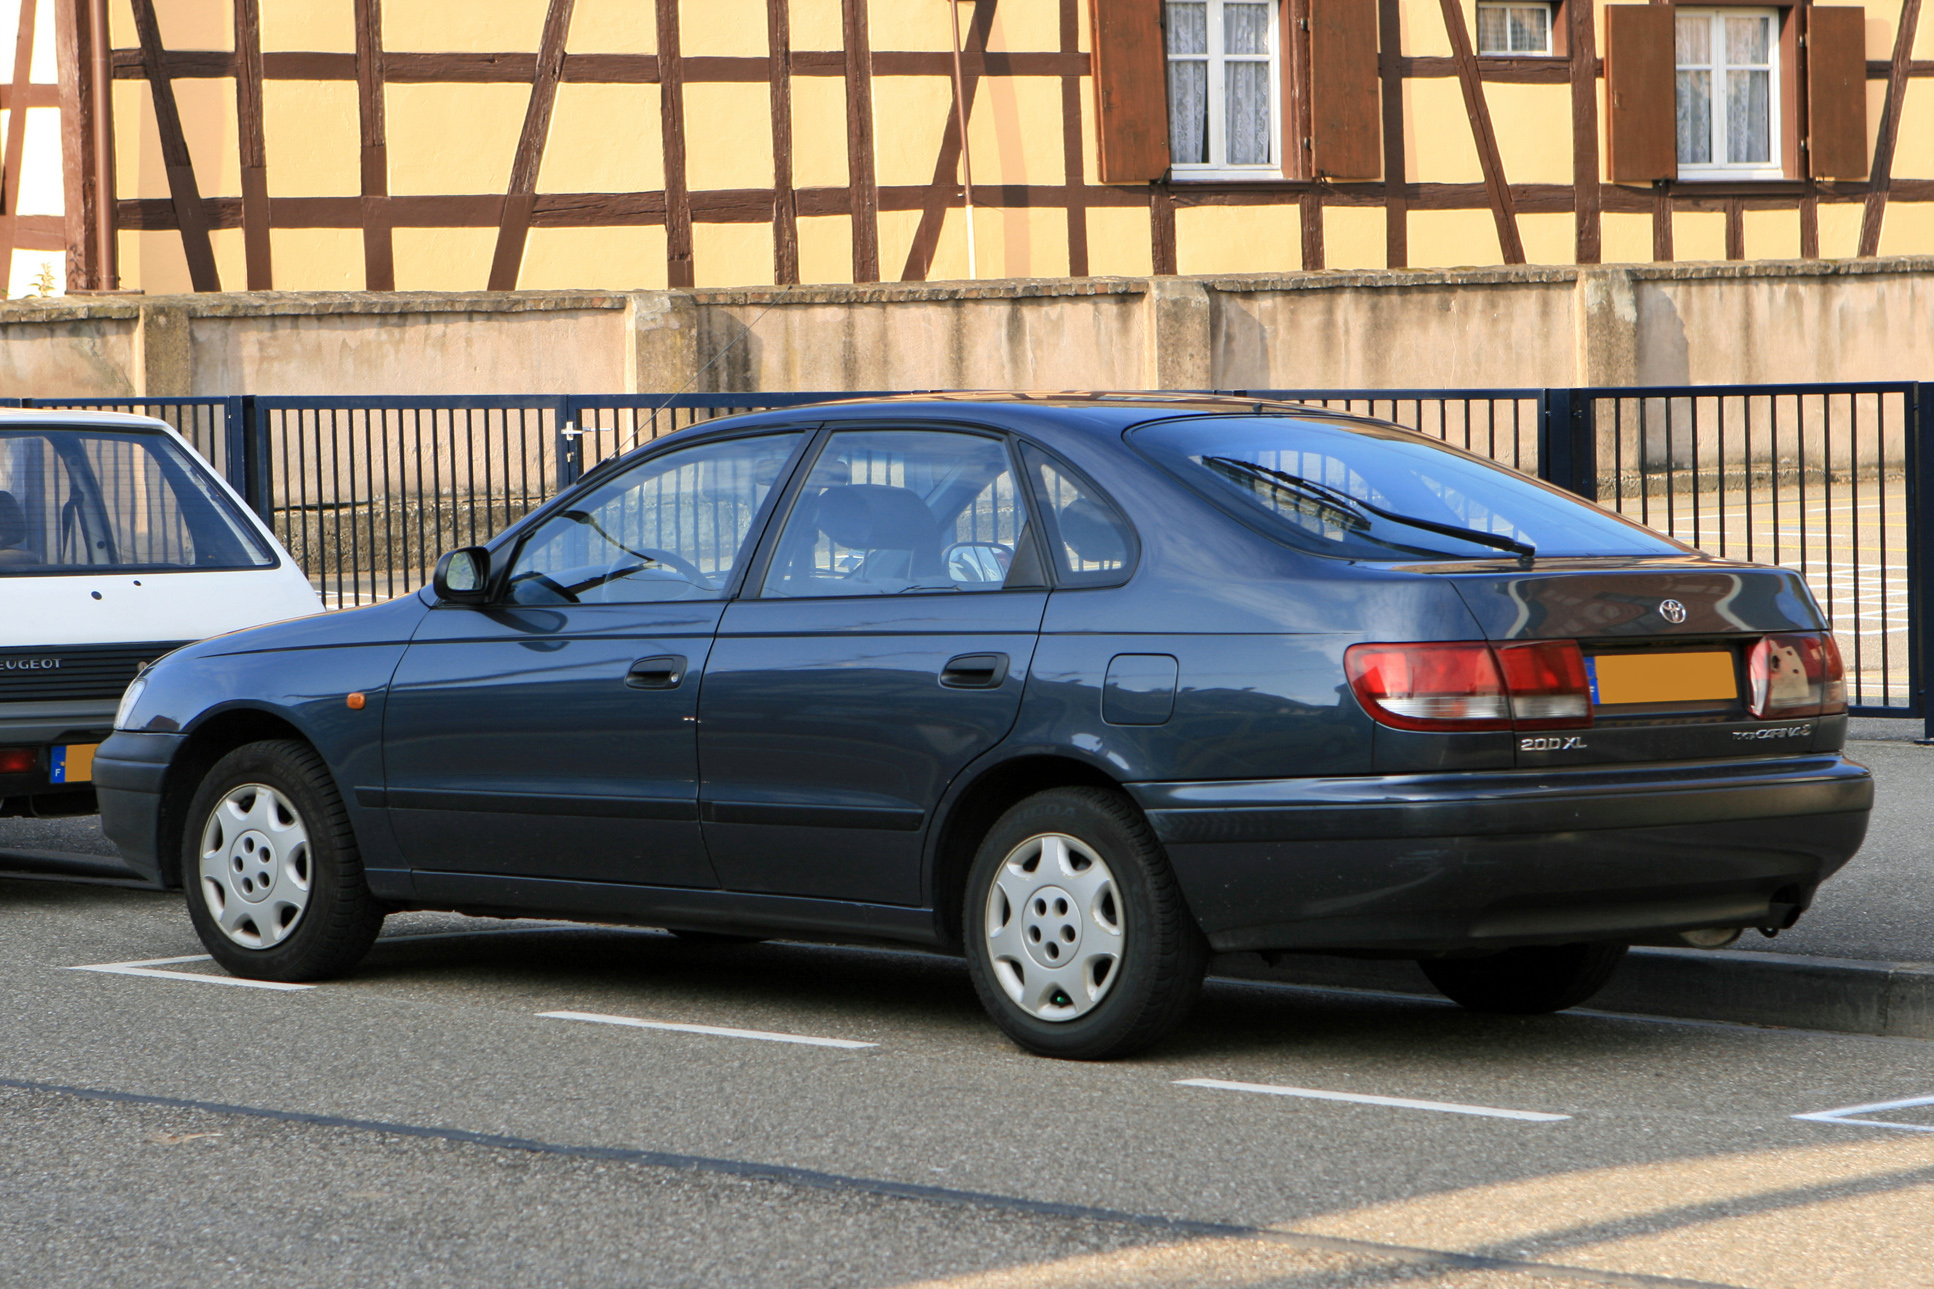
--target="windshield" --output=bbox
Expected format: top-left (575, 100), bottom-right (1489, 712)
top-left (0, 428), bottom-right (277, 575)
top-left (1131, 416), bottom-right (1690, 561)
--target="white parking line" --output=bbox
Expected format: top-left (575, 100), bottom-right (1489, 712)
top-left (539, 1009), bottom-right (876, 1050)
top-left (68, 956), bottom-right (315, 991)
top-left (1176, 1077), bottom-right (1571, 1122)
top-left (1793, 1095), bottom-right (1934, 1133)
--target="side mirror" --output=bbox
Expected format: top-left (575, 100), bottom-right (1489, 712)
top-left (433, 547), bottom-right (491, 605)
top-left (944, 541), bottom-right (1012, 585)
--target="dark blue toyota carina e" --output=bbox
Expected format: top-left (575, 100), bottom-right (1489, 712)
top-left (95, 393), bottom-right (1873, 1059)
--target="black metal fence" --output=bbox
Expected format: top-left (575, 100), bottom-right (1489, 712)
top-left (8, 385), bottom-right (1925, 729)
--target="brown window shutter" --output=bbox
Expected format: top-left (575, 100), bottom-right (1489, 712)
top-left (1309, 0), bottom-right (1381, 179)
top-left (1807, 6), bottom-right (1870, 179)
top-left (1605, 5), bottom-right (1676, 184)
top-left (1090, 0), bottom-right (1170, 183)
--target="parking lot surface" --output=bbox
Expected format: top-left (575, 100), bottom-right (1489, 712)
top-left (7, 871), bottom-right (1934, 1288)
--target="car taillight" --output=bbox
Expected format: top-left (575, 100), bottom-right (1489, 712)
top-left (1345, 640), bottom-right (1591, 733)
top-left (1495, 640), bottom-right (1593, 729)
top-left (0, 748), bottom-right (33, 774)
top-left (1338, 638), bottom-right (1593, 727)
top-left (1747, 632), bottom-right (1846, 719)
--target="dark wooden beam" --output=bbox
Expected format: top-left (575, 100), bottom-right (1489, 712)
top-left (130, 0), bottom-right (220, 290)
top-left (55, 0), bottom-right (100, 289)
top-left (656, 0), bottom-right (693, 287)
top-left (1568, 0), bottom-right (1601, 263)
top-left (901, 0), bottom-right (996, 282)
top-left (1378, 0), bottom-right (1406, 267)
top-left (767, 0), bottom-right (799, 284)
top-left (353, 0), bottom-right (393, 290)
top-left (1860, 0), bottom-right (1922, 256)
top-left (488, 0), bottom-right (574, 291)
top-left (1058, 0), bottom-right (1087, 277)
top-left (842, 0), bottom-right (879, 282)
top-left (1437, 0), bottom-right (1523, 263)
top-left (0, 0), bottom-right (37, 279)
top-left (1151, 184), bottom-right (1176, 275)
top-left (234, 0), bottom-right (271, 289)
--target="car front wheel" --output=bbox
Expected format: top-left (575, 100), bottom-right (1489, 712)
top-left (1419, 942), bottom-right (1628, 1014)
top-left (183, 739), bottom-right (385, 982)
top-left (964, 787), bottom-right (1207, 1060)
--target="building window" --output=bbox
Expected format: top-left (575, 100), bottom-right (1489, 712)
top-left (1675, 8), bottom-right (1782, 180)
top-left (1477, 3), bottom-right (1554, 55)
top-left (1165, 0), bottom-right (1281, 179)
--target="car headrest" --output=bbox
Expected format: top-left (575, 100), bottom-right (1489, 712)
top-left (815, 484), bottom-right (940, 552)
top-left (0, 491), bottom-right (24, 548)
top-left (1057, 497), bottom-right (1127, 564)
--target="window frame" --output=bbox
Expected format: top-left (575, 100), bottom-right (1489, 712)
top-left (746, 424), bottom-right (1056, 602)
top-left (1674, 5), bottom-right (1786, 182)
top-left (1164, 0), bottom-right (1285, 182)
top-left (493, 427), bottom-right (816, 605)
top-left (1475, 1), bottom-right (1561, 56)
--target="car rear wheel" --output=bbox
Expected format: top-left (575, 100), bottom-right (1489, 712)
top-left (183, 739), bottom-right (385, 982)
top-left (1419, 942), bottom-right (1628, 1015)
top-left (964, 787), bottom-right (1207, 1060)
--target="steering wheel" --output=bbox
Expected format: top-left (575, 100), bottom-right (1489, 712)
top-left (614, 546), bottom-right (715, 591)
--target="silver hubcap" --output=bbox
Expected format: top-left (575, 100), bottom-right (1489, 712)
top-left (984, 832), bottom-right (1124, 1022)
top-left (198, 783), bottom-right (312, 949)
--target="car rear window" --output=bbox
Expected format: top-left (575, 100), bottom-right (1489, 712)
top-left (1130, 416), bottom-right (1690, 561)
top-left (0, 427), bottom-right (276, 574)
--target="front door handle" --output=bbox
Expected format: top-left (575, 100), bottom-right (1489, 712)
top-left (940, 652), bottom-right (1008, 689)
top-left (626, 654), bottom-right (687, 689)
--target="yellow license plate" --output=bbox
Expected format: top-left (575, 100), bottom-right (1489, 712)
top-left (51, 743), bottom-right (97, 784)
top-left (1588, 652), bottom-right (1737, 706)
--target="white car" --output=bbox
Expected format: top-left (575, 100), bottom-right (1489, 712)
top-left (0, 410), bottom-right (320, 816)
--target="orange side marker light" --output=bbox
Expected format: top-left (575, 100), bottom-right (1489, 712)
top-left (346, 692), bottom-right (367, 710)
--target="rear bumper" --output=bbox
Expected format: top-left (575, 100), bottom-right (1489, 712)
top-left (93, 730), bottom-right (183, 885)
top-left (1129, 754), bottom-right (1873, 954)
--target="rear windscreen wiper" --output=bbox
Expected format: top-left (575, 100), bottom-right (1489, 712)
top-left (1201, 457), bottom-right (1537, 564)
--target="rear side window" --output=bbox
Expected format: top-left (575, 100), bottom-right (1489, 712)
top-left (1131, 416), bottom-right (1688, 561)
top-left (1020, 444), bottom-right (1136, 587)
top-left (0, 428), bottom-right (275, 574)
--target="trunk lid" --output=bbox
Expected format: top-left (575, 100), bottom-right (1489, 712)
top-left (1443, 560), bottom-right (1844, 766)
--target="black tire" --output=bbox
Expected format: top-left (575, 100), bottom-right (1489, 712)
top-left (963, 787), bottom-right (1208, 1060)
top-left (182, 739), bottom-right (385, 982)
top-left (1419, 942), bottom-right (1628, 1014)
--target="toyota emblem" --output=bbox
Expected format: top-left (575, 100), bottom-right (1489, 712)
top-left (1659, 599), bottom-right (1688, 624)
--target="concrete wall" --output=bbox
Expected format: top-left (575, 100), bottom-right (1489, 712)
top-left (0, 256), bottom-right (1930, 400)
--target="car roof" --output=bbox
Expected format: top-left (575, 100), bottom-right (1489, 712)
top-left (0, 408), bottom-right (180, 433)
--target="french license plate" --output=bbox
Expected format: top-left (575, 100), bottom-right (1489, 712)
top-left (1587, 652), bottom-right (1737, 706)
top-left (50, 744), bottom-right (97, 784)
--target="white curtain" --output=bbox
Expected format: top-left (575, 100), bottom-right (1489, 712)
top-left (1224, 3), bottom-right (1271, 165)
top-left (1166, 3), bottom-right (1209, 164)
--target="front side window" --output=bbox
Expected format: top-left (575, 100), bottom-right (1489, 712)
top-left (1477, 2), bottom-right (1554, 54)
top-left (1166, 0), bottom-right (1280, 178)
top-left (0, 428), bottom-right (275, 574)
top-left (505, 432), bottom-right (802, 605)
top-left (1132, 416), bottom-right (1691, 561)
top-left (1676, 8), bottom-right (1781, 180)
top-left (762, 430), bottom-right (1033, 598)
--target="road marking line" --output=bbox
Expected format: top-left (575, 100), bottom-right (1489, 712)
top-left (1175, 1078), bottom-right (1570, 1122)
top-left (69, 957), bottom-right (314, 991)
top-left (1792, 1094), bottom-right (1934, 1133)
top-left (539, 1009), bottom-right (876, 1050)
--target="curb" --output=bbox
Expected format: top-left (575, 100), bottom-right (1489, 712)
top-left (1212, 946), bottom-right (1934, 1040)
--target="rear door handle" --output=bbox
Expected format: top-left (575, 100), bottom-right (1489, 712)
top-left (940, 653), bottom-right (1008, 689)
top-left (626, 654), bottom-right (687, 689)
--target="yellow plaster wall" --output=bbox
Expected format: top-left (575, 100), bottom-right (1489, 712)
top-left (384, 0), bottom-right (550, 52)
top-left (1600, 212), bottom-right (1655, 265)
top-left (1083, 205), bottom-right (1154, 278)
top-left (1673, 212), bottom-right (1728, 263)
top-left (871, 75), bottom-right (955, 188)
top-left (1407, 209), bottom-right (1510, 268)
top-left (685, 83), bottom-right (777, 193)
top-left (1486, 84), bottom-right (1573, 186)
top-left (258, 0), bottom-right (354, 52)
top-left (263, 81), bottom-right (360, 198)
top-left (538, 83), bottom-right (665, 193)
top-left (1405, 80), bottom-right (1483, 184)
top-left (266, 229), bottom-right (364, 291)
top-left (790, 77), bottom-right (852, 191)
top-left (1744, 209), bottom-right (1801, 261)
top-left (1816, 201), bottom-right (1866, 259)
top-left (694, 223), bottom-right (779, 288)
top-left (1174, 205), bottom-right (1301, 276)
top-left (1876, 198), bottom-right (1934, 258)
top-left (391, 227), bottom-right (498, 292)
top-left (523, 226), bottom-right (667, 290)
top-left (569, 0), bottom-right (656, 53)
top-left (787, 0), bottom-right (846, 51)
top-left (384, 83), bottom-right (528, 195)
top-left (796, 214), bottom-right (854, 283)
top-left (1324, 206), bottom-right (1386, 271)
top-left (682, 0), bottom-right (769, 57)
top-left (1517, 212), bottom-right (1576, 267)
